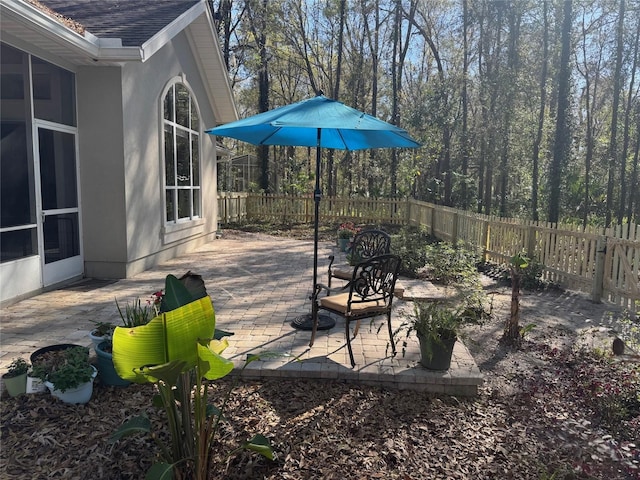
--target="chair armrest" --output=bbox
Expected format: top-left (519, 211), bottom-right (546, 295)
top-left (314, 282), bottom-right (349, 297)
top-left (328, 255), bottom-right (336, 270)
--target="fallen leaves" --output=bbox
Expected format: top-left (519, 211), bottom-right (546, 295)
top-left (2, 285), bottom-right (639, 479)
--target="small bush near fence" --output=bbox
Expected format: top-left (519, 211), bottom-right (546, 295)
top-left (423, 242), bottom-right (481, 285)
top-left (479, 255), bottom-right (547, 291)
top-left (389, 226), bottom-right (437, 277)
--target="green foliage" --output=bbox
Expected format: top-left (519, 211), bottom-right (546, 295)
top-left (345, 249), bottom-right (362, 266)
top-left (91, 321), bottom-right (116, 337)
top-left (111, 350), bottom-right (275, 480)
top-left (4, 357), bottom-right (29, 378)
top-left (160, 274), bottom-right (200, 312)
top-left (116, 298), bottom-right (155, 327)
top-left (337, 222), bottom-right (359, 239)
top-left (110, 274), bottom-right (274, 479)
top-left (510, 252), bottom-right (545, 290)
top-left (424, 242), bottom-right (480, 285)
top-left (519, 323), bottom-right (536, 339)
top-left (395, 294), bottom-right (490, 360)
top-left (32, 346), bottom-right (93, 393)
top-left (390, 226), bottom-right (435, 277)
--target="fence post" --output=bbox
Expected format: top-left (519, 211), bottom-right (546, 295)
top-left (430, 205), bottom-right (436, 236)
top-left (527, 224), bottom-right (536, 258)
top-left (451, 212), bottom-right (459, 245)
top-left (591, 235), bottom-right (606, 304)
top-left (481, 219), bottom-right (490, 262)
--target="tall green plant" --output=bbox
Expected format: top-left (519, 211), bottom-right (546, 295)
top-left (110, 274), bottom-right (274, 479)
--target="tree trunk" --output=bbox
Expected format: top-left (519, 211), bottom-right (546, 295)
top-left (325, 0), bottom-right (346, 197)
top-left (362, 0), bottom-right (380, 196)
top-left (245, 0), bottom-right (271, 192)
top-left (548, 0), bottom-right (572, 224)
top-left (531, 0), bottom-right (549, 222)
top-left (605, 0), bottom-right (625, 226)
top-left (461, 0), bottom-right (470, 209)
top-left (627, 104), bottom-right (640, 224)
top-left (617, 10), bottom-right (638, 224)
top-left (504, 265), bottom-right (521, 343)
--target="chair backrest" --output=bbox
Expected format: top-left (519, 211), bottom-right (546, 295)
top-left (349, 229), bottom-right (391, 262)
top-left (348, 254), bottom-right (401, 307)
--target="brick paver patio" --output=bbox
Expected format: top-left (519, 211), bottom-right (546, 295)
top-left (0, 232), bottom-right (483, 395)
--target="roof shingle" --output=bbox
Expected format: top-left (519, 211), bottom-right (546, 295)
top-left (38, 0), bottom-right (200, 46)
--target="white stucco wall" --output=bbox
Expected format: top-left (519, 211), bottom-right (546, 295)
top-left (76, 66), bottom-right (128, 278)
top-left (119, 29), bottom-right (218, 277)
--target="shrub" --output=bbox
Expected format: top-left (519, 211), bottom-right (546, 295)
top-left (390, 226), bottom-right (435, 277)
top-left (424, 241), bottom-right (480, 285)
top-left (518, 254), bottom-right (545, 290)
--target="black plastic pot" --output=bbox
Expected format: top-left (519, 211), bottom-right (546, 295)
top-left (418, 335), bottom-right (457, 371)
top-left (30, 343), bottom-right (83, 364)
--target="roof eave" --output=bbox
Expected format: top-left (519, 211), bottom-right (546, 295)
top-left (1, 0), bottom-right (143, 64)
top-left (198, 8), bottom-right (238, 123)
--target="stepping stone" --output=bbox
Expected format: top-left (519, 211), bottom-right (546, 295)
top-left (395, 278), bottom-right (445, 301)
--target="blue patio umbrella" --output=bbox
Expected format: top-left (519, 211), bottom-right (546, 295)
top-left (206, 94), bottom-right (420, 331)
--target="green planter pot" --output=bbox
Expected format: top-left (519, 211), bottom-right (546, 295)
top-left (418, 334), bottom-right (457, 371)
top-left (3, 372), bottom-right (27, 397)
top-left (337, 238), bottom-right (350, 252)
top-left (95, 341), bottom-right (130, 387)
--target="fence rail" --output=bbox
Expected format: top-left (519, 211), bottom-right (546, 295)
top-left (218, 192), bottom-right (640, 310)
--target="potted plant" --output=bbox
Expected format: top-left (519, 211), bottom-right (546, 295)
top-left (116, 296), bottom-right (159, 327)
top-left (2, 357), bottom-right (30, 397)
top-left (89, 321), bottom-right (116, 347)
top-left (31, 345), bottom-right (97, 404)
top-left (110, 273), bottom-right (273, 479)
top-left (337, 222), bottom-right (359, 252)
top-left (94, 293), bottom-right (163, 387)
top-left (395, 301), bottom-right (467, 370)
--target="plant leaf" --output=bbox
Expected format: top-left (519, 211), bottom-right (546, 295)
top-left (113, 297), bottom-right (216, 382)
top-left (152, 394), bottom-right (164, 409)
top-left (206, 403), bottom-right (225, 421)
top-left (161, 274), bottom-right (194, 312)
top-left (214, 328), bottom-right (234, 339)
top-left (242, 434), bottom-right (274, 460)
top-left (110, 415), bottom-right (151, 443)
top-left (197, 341), bottom-right (234, 380)
top-left (145, 462), bottom-right (174, 480)
top-left (112, 317), bottom-right (167, 383)
top-left (139, 360), bottom-right (188, 386)
top-left (165, 298), bottom-right (216, 367)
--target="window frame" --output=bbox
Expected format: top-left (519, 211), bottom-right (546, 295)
top-left (161, 78), bottom-right (202, 230)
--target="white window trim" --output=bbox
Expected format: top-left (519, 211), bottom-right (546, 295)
top-left (160, 75), bottom-right (203, 245)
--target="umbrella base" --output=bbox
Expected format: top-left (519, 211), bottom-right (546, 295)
top-left (291, 313), bottom-right (335, 331)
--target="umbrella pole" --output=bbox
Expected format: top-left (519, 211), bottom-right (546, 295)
top-left (291, 129), bottom-right (335, 332)
top-left (312, 129), bottom-right (321, 298)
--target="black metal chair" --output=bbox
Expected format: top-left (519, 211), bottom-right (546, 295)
top-left (310, 254), bottom-right (401, 367)
top-left (327, 229), bottom-right (391, 288)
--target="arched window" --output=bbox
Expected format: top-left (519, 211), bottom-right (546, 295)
top-left (163, 82), bottom-right (200, 223)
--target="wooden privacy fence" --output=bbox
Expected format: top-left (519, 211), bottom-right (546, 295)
top-left (217, 193), bottom-right (640, 310)
top-left (233, 193), bottom-right (408, 224)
